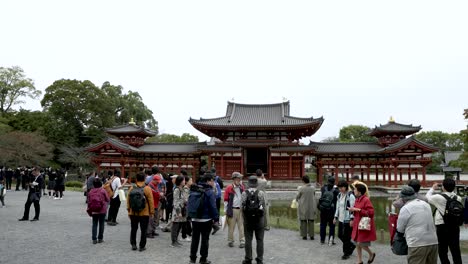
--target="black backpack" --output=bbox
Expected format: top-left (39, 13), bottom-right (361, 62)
top-left (187, 185), bottom-right (206, 219)
top-left (319, 186), bottom-right (335, 211)
top-left (440, 194), bottom-right (464, 226)
top-left (243, 189), bottom-right (263, 219)
top-left (129, 184), bottom-right (147, 212)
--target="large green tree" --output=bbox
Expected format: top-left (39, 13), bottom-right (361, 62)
top-left (0, 131), bottom-right (53, 167)
top-left (450, 109), bottom-right (468, 170)
top-left (41, 79), bottom-right (158, 147)
top-left (0, 66), bottom-right (41, 114)
top-left (101, 82), bottom-right (158, 131)
top-left (415, 131), bottom-right (464, 151)
top-left (339, 125), bottom-right (376, 143)
top-left (41, 79), bottom-right (114, 146)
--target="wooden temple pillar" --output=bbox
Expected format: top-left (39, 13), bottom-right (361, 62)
top-left (317, 165), bottom-right (322, 184)
top-left (382, 165), bottom-right (386, 184)
top-left (415, 169), bottom-right (418, 180)
top-left (366, 166), bottom-right (370, 182)
top-left (288, 154), bottom-right (293, 179)
top-left (302, 155), bottom-right (306, 178)
top-left (220, 154), bottom-right (225, 178)
top-left (375, 167), bottom-right (378, 183)
top-left (268, 153), bottom-right (272, 180)
top-left (422, 166), bottom-right (427, 185)
top-left (240, 151), bottom-right (244, 175)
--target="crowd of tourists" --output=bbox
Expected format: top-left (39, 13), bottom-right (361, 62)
top-left (0, 167), bottom-right (67, 218)
top-left (296, 174), bottom-right (468, 264)
top-left (83, 167), bottom-right (268, 264)
top-left (4, 163), bottom-right (468, 264)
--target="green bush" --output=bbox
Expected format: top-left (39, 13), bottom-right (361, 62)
top-left (65, 181), bottom-right (83, 188)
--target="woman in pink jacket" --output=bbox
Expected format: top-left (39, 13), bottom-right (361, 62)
top-left (349, 183), bottom-right (376, 264)
top-left (87, 178), bottom-right (110, 244)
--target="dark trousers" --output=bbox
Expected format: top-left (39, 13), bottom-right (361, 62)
top-left (165, 198), bottom-right (173, 221)
top-left (0, 195), bottom-right (4, 206)
top-left (436, 224), bottom-right (462, 264)
top-left (338, 221), bottom-right (355, 256)
top-left (6, 176), bottom-right (12, 190)
top-left (319, 211), bottom-right (335, 242)
top-left (92, 214), bottom-right (106, 241)
top-left (182, 220), bottom-right (192, 238)
top-left (190, 221), bottom-right (212, 262)
top-left (216, 198), bottom-right (221, 216)
top-left (244, 217), bottom-right (265, 263)
top-left (171, 221), bottom-right (184, 243)
top-left (21, 176), bottom-right (28, 190)
top-left (23, 196), bottom-right (40, 220)
top-left (130, 215), bottom-right (149, 248)
top-left (107, 196), bottom-right (121, 222)
top-left (15, 177), bottom-right (21, 190)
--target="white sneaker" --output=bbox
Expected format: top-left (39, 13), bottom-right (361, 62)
top-left (184, 237), bottom-right (191, 242)
top-left (54, 197), bottom-right (59, 200)
top-left (60, 197), bottom-right (63, 200)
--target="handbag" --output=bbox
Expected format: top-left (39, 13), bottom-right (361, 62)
top-left (391, 231), bottom-right (408, 255)
top-left (291, 199), bottom-right (298, 209)
top-left (118, 189), bottom-right (126, 202)
top-left (358, 216), bottom-right (371, 231)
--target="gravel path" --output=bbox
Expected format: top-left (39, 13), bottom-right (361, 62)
top-left (1, 191), bottom-right (467, 264)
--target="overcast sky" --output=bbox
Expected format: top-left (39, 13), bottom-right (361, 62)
top-left (1, 1), bottom-right (467, 143)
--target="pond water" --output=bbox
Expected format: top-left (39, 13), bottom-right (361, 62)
top-left (269, 197), bottom-right (468, 245)
top-left (270, 196), bottom-right (394, 231)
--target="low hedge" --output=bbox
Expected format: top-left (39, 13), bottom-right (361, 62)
top-left (65, 181), bottom-right (83, 188)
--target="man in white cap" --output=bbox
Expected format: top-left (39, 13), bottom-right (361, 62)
top-left (224, 172), bottom-right (245, 248)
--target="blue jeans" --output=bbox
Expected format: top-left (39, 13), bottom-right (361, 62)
top-left (320, 211), bottom-right (335, 242)
top-left (92, 214), bottom-right (106, 241)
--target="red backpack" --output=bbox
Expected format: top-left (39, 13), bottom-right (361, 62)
top-left (88, 189), bottom-right (105, 214)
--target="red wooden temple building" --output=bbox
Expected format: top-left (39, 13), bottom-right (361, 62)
top-left (87, 102), bottom-right (438, 185)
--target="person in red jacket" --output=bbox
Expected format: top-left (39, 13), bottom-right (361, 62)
top-left (349, 183), bottom-right (376, 264)
top-left (224, 172), bottom-right (245, 248)
top-left (147, 174), bottom-right (162, 238)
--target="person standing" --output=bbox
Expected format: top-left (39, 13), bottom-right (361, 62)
top-left (147, 174), bottom-right (162, 238)
top-left (189, 173), bottom-right (218, 264)
top-left (87, 178), bottom-right (110, 244)
top-left (349, 183), bottom-right (376, 264)
top-left (426, 178), bottom-right (463, 264)
top-left (333, 180), bottom-right (356, 260)
top-left (170, 175), bottom-right (187, 247)
top-left (242, 176), bottom-right (266, 264)
top-left (54, 170), bottom-right (65, 200)
top-left (318, 176), bottom-right (339, 245)
top-left (397, 186), bottom-right (438, 264)
top-left (256, 169), bottom-right (270, 231)
top-left (5, 168), bottom-right (13, 190)
top-left (224, 172), bottom-right (245, 248)
top-left (182, 175), bottom-right (193, 241)
top-left (14, 168), bottom-right (21, 191)
top-left (19, 167), bottom-right (43, 221)
top-left (107, 170), bottom-right (125, 226)
top-left (126, 172), bottom-right (154, 251)
top-left (296, 176), bottom-right (316, 240)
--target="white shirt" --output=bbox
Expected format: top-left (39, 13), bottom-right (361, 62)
top-left (397, 199), bottom-right (438, 247)
top-left (233, 185), bottom-right (242, 208)
top-left (337, 194), bottom-right (346, 223)
top-left (111, 177), bottom-right (121, 199)
top-left (426, 188), bottom-right (462, 225)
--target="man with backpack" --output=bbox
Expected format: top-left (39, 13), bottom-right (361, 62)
top-left (86, 178), bottom-right (110, 244)
top-left (188, 173), bottom-right (218, 264)
top-left (126, 172), bottom-right (154, 252)
top-left (211, 168), bottom-right (223, 235)
top-left (318, 175), bottom-right (339, 245)
top-left (426, 178), bottom-right (463, 264)
top-left (241, 176), bottom-right (266, 264)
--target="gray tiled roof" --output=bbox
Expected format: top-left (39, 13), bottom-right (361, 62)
top-left (378, 136), bottom-right (438, 153)
top-left (442, 167), bottom-right (462, 172)
top-left (189, 101), bottom-right (323, 128)
top-left (444, 151), bottom-right (463, 164)
top-left (309, 142), bottom-right (382, 154)
top-left (106, 124), bottom-right (156, 136)
top-left (86, 137), bottom-right (140, 152)
top-left (138, 143), bottom-right (205, 154)
top-left (368, 122), bottom-right (421, 136)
